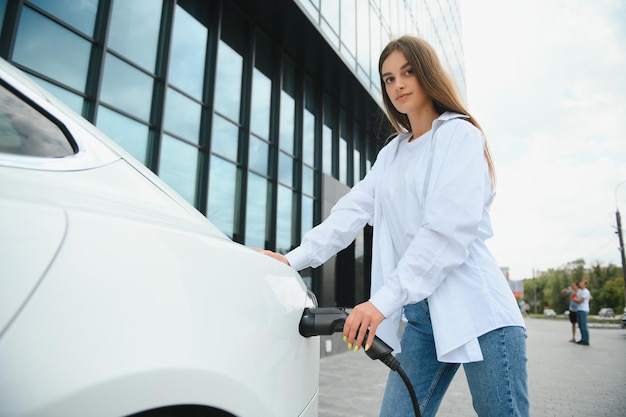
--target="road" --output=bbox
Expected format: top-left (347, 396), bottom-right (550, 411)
top-left (318, 317), bottom-right (626, 417)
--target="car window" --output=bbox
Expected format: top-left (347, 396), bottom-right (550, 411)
top-left (0, 81), bottom-right (76, 157)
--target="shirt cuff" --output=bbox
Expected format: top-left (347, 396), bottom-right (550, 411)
top-left (285, 246), bottom-right (310, 271)
top-left (369, 285), bottom-right (404, 319)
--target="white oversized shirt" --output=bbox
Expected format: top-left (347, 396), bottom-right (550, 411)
top-left (286, 112), bottom-right (525, 363)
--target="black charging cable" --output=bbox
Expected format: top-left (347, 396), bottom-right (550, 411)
top-left (299, 307), bottom-right (421, 417)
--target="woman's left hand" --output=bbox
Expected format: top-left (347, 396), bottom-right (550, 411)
top-left (343, 301), bottom-right (385, 352)
top-left (252, 248), bottom-right (290, 266)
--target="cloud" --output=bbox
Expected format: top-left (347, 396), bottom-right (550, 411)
top-left (461, 0), bottom-right (626, 279)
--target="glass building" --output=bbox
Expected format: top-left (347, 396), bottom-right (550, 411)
top-left (0, 0), bottom-right (465, 307)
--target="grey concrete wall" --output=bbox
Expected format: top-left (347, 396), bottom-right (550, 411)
top-left (320, 174), bottom-right (350, 308)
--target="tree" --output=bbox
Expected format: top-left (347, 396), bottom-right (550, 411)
top-left (522, 260), bottom-right (624, 315)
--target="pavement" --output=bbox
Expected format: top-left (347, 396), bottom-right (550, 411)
top-left (318, 318), bottom-right (626, 417)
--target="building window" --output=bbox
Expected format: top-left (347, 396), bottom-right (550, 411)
top-left (354, 148), bottom-right (361, 182)
top-left (96, 106), bottom-right (149, 164)
top-left (159, 133), bottom-right (198, 205)
top-left (107, 0), bottom-right (163, 72)
top-left (278, 151), bottom-right (293, 188)
top-left (250, 67), bottom-right (272, 140)
top-left (33, 77), bottom-right (84, 115)
top-left (163, 87), bottom-right (202, 144)
top-left (302, 165), bottom-right (314, 200)
top-left (168, 5), bottom-right (208, 101)
top-left (207, 155), bottom-right (239, 238)
top-left (275, 57), bottom-right (298, 251)
top-left (301, 193), bottom-right (314, 236)
top-left (211, 114), bottom-right (239, 162)
top-left (355, 0), bottom-right (370, 84)
top-left (322, 123), bottom-right (332, 176)
top-left (339, 0), bottom-right (356, 67)
top-left (100, 53), bottom-right (154, 121)
top-left (245, 172), bottom-right (268, 248)
top-left (279, 90), bottom-right (295, 155)
top-left (28, 0), bottom-right (97, 36)
top-left (214, 40), bottom-right (243, 123)
top-left (276, 185), bottom-right (294, 253)
top-left (339, 135), bottom-right (347, 184)
top-left (248, 135), bottom-right (269, 175)
top-left (320, 0), bottom-right (339, 48)
top-left (302, 108), bottom-right (315, 168)
top-left (13, 6), bottom-right (91, 93)
top-left (322, 93), bottom-right (334, 177)
top-left (244, 32), bottom-right (274, 248)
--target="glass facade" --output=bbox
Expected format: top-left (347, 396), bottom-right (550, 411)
top-left (295, 0), bottom-right (466, 103)
top-left (0, 0), bottom-right (465, 306)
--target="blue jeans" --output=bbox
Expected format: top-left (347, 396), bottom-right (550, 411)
top-left (577, 310), bottom-right (589, 342)
top-left (380, 301), bottom-right (529, 417)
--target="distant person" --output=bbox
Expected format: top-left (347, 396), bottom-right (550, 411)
top-left (561, 282), bottom-right (579, 342)
top-left (519, 299), bottom-right (530, 317)
top-left (575, 280), bottom-right (591, 345)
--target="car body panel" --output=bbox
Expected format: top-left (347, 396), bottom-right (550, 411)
top-left (0, 223), bottom-right (319, 416)
top-left (0, 199), bottom-right (66, 335)
top-left (0, 58), bottom-right (320, 416)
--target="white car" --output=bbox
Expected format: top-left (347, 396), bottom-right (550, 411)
top-left (0, 58), bottom-right (319, 417)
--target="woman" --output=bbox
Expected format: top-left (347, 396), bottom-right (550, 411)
top-left (258, 36), bottom-right (528, 417)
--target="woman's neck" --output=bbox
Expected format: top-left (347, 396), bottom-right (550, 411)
top-left (408, 107), bottom-right (439, 142)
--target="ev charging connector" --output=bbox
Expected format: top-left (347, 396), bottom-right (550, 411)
top-left (299, 307), bottom-right (421, 417)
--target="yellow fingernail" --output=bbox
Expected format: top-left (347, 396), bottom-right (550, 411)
top-left (343, 336), bottom-right (347, 343)
top-left (347, 343), bottom-right (352, 350)
top-left (353, 345), bottom-right (359, 352)
top-left (365, 344), bottom-right (370, 351)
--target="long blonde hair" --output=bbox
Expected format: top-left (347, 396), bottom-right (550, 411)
top-left (378, 36), bottom-right (495, 184)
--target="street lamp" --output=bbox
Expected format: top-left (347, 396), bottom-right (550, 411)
top-left (615, 181), bottom-right (626, 308)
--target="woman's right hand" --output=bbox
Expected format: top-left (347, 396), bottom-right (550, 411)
top-left (253, 248), bottom-right (290, 266)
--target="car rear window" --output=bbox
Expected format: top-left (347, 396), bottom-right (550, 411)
top-left (0, 81), bottom-right (76, 157)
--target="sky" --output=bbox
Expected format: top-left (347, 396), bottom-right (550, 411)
top-left (459, 1), bottom-right (626, 280)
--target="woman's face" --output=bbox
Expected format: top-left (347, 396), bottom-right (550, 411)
top-left (381, 50), bottom-right (429, 115)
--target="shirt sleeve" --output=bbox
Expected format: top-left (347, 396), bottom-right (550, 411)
top-left (370, 121), bottom-right (489, 318)
top-left (286, 142), bottom-right (392, 271)
top-left (286, 174), bottom-right (375, 271)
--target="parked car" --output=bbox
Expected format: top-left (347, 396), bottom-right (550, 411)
top-left (0, 58), bottom-right (319, 417)
top-left (543, 308), bottom-right (557, 316)
top-left (598, 308), bottom-right (615, 318)
top-left (621, 308), bottom-right (626, 329)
